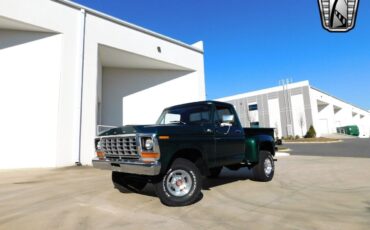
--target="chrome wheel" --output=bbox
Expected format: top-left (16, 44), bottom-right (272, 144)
top-left (264, 158), bottom-right (273, 177)
top-left (252, 151), bottom-right (275, 182)
top-left (166, 169), bottom-right (193, 197)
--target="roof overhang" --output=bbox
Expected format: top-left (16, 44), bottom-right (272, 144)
top-left (99, 44), bottom-right (193, 71)
top-left (0, 16), bottom-right (52, 32)
top-left (333, 105), bottom-right (342, 114)
top-left (52, 0), bottom-right (203, 54)
top-left (317, 99), bottom-right (329, 112)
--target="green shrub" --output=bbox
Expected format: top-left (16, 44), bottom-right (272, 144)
top-left (305, 125), bottom-right (316, 138)
top-left (295, 135), bottom-right (300, 140)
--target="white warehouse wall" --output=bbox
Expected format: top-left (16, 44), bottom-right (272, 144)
top-left (0, 0), bottom-right (206, 168)
top-left (0, 30), bottom-right (62, 168)
top-left (0, 0), bottom-right (83, 168)
top-left (79, 7), bottom-right (205, 165)
top-left (333, 105), bottom-right (352, 127)
top-left (122, 71), bottom-right (202, 125)
top-left (268, 98), bottom-right (283, 138)
top-left (219, 81), bottom-right (369, 138)
top-left (291, 94), bottom-right (307, 137)
top-left (102, 68), bottom-right (197, 126)
top-left (359, 115), bottom-right (370, 137)
top-left (310, 87), bottom-right (370, 138)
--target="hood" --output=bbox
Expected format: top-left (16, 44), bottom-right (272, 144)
top-left (98, 124), bottom-right (205, 136)
top-left (99, 125), bottom-right (160, 136)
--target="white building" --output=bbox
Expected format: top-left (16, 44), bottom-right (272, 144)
top-left (0, 0), bottom-right (206, 169)
top-left (218, 81), bottom-right (370, 138)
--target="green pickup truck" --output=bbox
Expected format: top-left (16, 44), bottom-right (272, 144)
top-left (93, 101), bottom-right (276, 206)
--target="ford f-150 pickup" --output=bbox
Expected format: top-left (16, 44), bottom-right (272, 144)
top-left (93, 101), bottom-right (276, 206)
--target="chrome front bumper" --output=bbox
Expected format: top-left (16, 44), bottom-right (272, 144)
top-left (92, 158), bottom-right (161, 176)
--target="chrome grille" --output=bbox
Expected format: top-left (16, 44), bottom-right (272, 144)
top-left (100, 136), bottom-right (139, 159)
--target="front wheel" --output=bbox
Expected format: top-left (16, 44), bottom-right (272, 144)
top-left (252, 151), bottom-right (275, 182)
top-left (154, 158), bottom-right (202, 206)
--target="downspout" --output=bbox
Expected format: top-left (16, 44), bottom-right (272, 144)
top-left (74, 8), bottom-right (86, 166)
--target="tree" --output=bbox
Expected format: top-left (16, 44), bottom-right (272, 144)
top-left (305, 125), bottom-right (316, 138)
top-left (299, 113), bottom-right (305, 137)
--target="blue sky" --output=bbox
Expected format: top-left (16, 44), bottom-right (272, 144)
top-left (74, 0), bottom-right (370, 110)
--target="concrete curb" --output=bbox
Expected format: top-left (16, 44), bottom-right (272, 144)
top-left (283, 140), bottom-right (343, 144)
top-left (275, 152), bottom-right (290, 157)
top-left (277, 148), bottom-right (291, 152)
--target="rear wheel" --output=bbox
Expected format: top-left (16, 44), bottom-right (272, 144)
top-left (252, 151), bottom-right (274, 182)
top-left (112, 171), bottom-right (147, 193)
top-left (154, 158), bottom-right (202, 206)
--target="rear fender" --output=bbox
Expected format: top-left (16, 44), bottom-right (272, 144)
top-left (245, 135), bottom-right (275, 163)
top-left (245, 138), bottom-right (259, 163)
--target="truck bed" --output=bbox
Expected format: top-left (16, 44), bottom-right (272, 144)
top-left (243, 128), bottom-right (275, 139)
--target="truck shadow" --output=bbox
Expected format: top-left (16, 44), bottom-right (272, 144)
top-left (116, 185), bottom-right (204, 205)
top-left (115, 167), bottom-right (253, 201)
top-left (115, 184), bottom-right (157, 198)
top-left (202, 167), bottom-right (253, 190)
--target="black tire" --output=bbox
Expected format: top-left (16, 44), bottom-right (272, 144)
top-left (252, 151), bottom-right (274, 182)
top-left (154, 158), bottom-right (202, 206)
top-left (112, 171), bottom-right (147, 193)
top-left (208, 166), bottom-right (223, 178)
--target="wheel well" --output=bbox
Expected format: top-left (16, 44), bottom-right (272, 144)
top-left (169, 149), bottom-right (207, 175)
top-left (259, 141), bottom-right (275, 156)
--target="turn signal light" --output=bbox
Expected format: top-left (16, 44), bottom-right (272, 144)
top-left (159, 136), bottom-right (170, 140)
top-left (141, 152), bottom-right (160, 159)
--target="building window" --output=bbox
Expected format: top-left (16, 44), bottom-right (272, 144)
top-left (248, 103), bottom-right (258, 111)
top-left (250, 122), bottom-right (259, 128)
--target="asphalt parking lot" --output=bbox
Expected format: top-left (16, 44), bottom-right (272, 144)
top-left (1, 154), bottom-right (370, 230)
top-left (284, 139), bottom-right (370, 158)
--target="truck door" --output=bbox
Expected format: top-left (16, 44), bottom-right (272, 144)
top-left (184, 105), bottom-right (217, 167)
top-left (214, 105), bottom-right (245, 166)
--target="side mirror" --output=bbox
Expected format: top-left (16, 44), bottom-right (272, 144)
top-left (221, 114), bottom-right (234, 127)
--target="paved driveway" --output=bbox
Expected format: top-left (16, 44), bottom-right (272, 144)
top-left (284, 138), bottom-right (370, 158)
top-left (1, 156), bottom-right (370, 229)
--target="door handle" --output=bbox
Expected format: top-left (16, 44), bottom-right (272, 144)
top-left (235, 130), bottom-right (242, 134)
top-left (205, 129), bottom-right (213, 134)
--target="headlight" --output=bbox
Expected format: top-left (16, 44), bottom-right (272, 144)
top-left (140, 136), bottom-right (160, 161)
top-left (144, 138), bottom-right (154, 150)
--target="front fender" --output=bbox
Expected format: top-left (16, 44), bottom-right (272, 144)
top-left (158, 140), bottom-right (208, 175)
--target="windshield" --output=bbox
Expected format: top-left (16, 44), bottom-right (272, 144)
top-left (156, 105), bottom-right (211, 125)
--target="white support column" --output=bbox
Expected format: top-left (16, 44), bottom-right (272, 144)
top-left (72, 9), bottom-right (86, 165)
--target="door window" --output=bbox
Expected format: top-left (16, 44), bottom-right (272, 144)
top-left (214, 106), bottom-right (233, 125)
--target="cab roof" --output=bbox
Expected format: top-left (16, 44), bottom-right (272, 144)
top-left (165, 100), bottom-right (232, 110)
